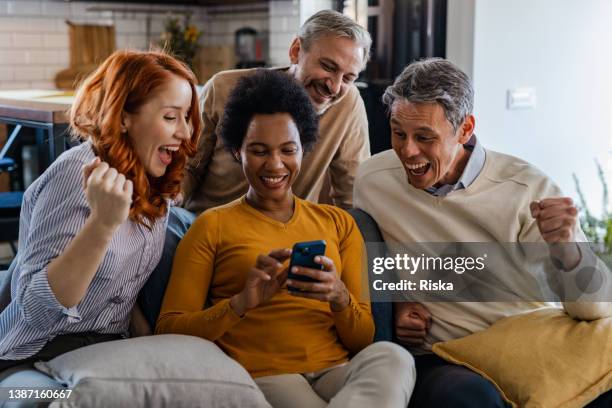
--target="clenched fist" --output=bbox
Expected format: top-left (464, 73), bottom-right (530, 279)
top-left (395, 302), bottom-right (432, 347)
top-left (83, 157), bottom-right (133, 230)
top-left (530, 197), bottom-right (581, 270)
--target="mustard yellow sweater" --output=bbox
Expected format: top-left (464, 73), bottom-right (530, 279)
top-left (156, 196), bottom-right (374, 378)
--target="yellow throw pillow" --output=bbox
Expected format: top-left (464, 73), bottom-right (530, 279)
top-left (432, 308), bottom-right (612, 408)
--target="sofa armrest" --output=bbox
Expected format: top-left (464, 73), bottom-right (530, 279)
top-left (347, 208), bottom-right (394, 343)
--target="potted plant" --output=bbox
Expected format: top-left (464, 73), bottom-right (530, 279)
top-left (573, 160), bottom-right (612, 264)
top-left (158, 14), bottom-right (202, 73)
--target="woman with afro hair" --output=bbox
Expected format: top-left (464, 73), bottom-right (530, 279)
top-left (157, 69), bottom-right (415, 408)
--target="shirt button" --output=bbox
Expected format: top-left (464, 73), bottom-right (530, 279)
top-left (110, 296), bottom-right (124, 304)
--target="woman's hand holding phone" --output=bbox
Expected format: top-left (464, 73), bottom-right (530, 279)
top-left (230, 248), bottom-right (292, 316)
top-left (287, 256), bottom-right (350, 312)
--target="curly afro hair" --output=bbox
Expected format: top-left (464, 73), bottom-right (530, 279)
top-left (220, 69), bottom-right (319, 154)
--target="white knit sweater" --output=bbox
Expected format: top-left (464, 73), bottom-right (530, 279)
top-left (355, 148), bottom-right (612, 352)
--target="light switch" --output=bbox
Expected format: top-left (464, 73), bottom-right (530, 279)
top-left (507, 88), bottom-right (537, 110)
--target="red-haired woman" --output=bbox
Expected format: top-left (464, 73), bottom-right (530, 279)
top-left (0, 49), bottom-right (201, 389)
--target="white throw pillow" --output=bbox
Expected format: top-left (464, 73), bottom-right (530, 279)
top-left (35, 334), bottom-right (271, 408)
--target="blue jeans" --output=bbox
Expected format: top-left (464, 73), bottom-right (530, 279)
top-left (409, 354), bottom-right (509, 408)
top-left (409, 354), bottom-right (611, 407)
top-left (0, 332), bottom-right (120, 407)
top-left (138, 207), bottom-right (196, 329)
top-left (587, 389), bottom-right (612, 407)
top-left (0, 367), bottom-right (64, 407)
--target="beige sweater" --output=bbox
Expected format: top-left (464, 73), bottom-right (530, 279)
top-left (182, 68), bottom-right (370, 213)
top-left (355, 148), bottom-right (612, 352)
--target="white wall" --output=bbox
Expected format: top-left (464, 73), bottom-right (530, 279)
top-left (269, 0), bottom-right (300, 66)
top-left (268, 0), bottom-right (333, 67)
top-left (446, 0), bottom-right (475, 78)
top-left (447, 0), bottom-right (612, 216)
top-left (0, 0), bottom-right (324, 87)
top-left (204, 3), bottom-right (270, 49)
top-left (299, 0), bottom-right (333, 24)
top-left (0, 1), bottom-right (206, 89)
top-left (0, 0), bottom-right (273, 89)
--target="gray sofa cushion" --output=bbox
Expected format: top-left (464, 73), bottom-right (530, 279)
top-left (139, 207), bottom-right (196, 329)
top-left (35, 334), bottom-right (271, 408)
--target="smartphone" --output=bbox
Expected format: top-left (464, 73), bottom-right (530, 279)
top-left (287, 240), bottom-right (327, 291)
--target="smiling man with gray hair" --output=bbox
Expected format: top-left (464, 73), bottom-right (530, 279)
top-left (354, 58), bottom-right (612, 407)
top-left (182, 9), bottom-right (372, 213)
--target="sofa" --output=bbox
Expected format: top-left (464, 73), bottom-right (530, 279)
top-left (2, 209), bottom-right (611, 407)
top-left (0, 208), bottom-right (393, 407)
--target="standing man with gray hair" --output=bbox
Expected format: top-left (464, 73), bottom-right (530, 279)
top-left (354, 58), bottom-right (612, 406)
top-left (183, 9), bottom-right (372, 212)
top-left (139, 10), bottom-right (372, 329)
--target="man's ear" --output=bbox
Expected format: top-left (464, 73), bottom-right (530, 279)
top-left (289, 37), bottom-right (301, 65)
top-left (458, 114), bottom-right (475, 144)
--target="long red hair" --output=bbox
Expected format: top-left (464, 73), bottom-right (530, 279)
top-left (70, 49), bottom-right (202, 227)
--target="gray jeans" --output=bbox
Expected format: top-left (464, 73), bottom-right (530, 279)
top-left (254, 342), bottom-right (416, 408)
